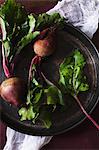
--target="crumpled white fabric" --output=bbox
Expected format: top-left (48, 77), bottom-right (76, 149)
top-left (3, 128), bottom-right (52, 150)
top-left (48, 0), bottom-right (99, 38)
top-left (3, 0), bottom-right (99, 150)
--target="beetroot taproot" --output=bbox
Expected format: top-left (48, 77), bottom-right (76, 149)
top-left (0, 77), bottom-right (26, 106)
top-left (33, 27), bottom-right (56, 57)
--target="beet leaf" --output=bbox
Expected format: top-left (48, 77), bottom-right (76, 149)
top-left (19, 62), bottom-right (64, 128)
top-left (59, 50), bottom-right (99, 130)
top-left (35, 13), bottom-right (65, 31)
top-left (0, 0), bottom-right (40, 77)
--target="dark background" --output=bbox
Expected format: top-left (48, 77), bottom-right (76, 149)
top-left (0, 0), bottom-right (99, 149)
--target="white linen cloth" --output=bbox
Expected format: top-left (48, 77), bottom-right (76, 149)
top-left (3, 0), bottom-right (99, 150)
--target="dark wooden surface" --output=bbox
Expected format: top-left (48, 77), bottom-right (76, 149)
top-left (0, 0), bottom-right (99, 150)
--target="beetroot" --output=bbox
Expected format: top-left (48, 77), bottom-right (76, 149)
top-left (0, 77), bottom-right (26, 106)
top-left (28, 27), bottom-right (57, 86)
top-left (33, 27), bottom-right (56, 57)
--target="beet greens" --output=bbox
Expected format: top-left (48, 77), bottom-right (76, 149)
top-left (0, 0), bottom-right (39, 77)
top-left (0, 0), bottom-right (64, 78)
top-left (59, 50), bottom-right (99, 130)
top-left (19, 62), bottom-right (64, 128)
top-left (1, 0), bottom-right (98, 130)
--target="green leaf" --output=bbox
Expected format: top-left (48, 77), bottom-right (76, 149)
top-left (41, 116), bottom-right (52, 129)
top-left (18, 106), bottom-right (38, 121)
top-left (59, 62), bottom-right (74, 93)
top-left (79, 83), bottom-right (89, 92)
top-left (39, 106), bottom-right (53, 128)
top-left (45, 86), bottom-right (64, 105)
top-left (0, 17), bottom-right (7, 40)
top-left (26, 106), bottom-right (36, 120)
top-left (73, 50), bottom-right (85, 67)
top-left (73, 66), bottom-right (81, 91)
top-left (0, 0), bottom-right (27, 63)
top-left (0, 0), bottom-right (27, 34)
top-left (18, 107), bottom-right (28, 121)
top-left (2, 39), bottom-right (11, 57)
top-left (26, 90), bottom-right (34, 105)
top-left (32, 78), bottom-right (39, 86)
top-left (15, 31), bottom-right (40, 55)
top-left (59, 73), bottom-right (66, 87)
top-left (32, 113), bottom-right (39, 123)
top-left (34, 89), bottom-right (43, 104)
top-left (26, 86), bottom-right (43, 105)
top-left (0, 1), bottom-right (39, 64)
top-left (35, 13), bottom-right (64, 30)
top-left (28, 14), bottom-right (36, 33)
top-left (59, 50), bottom-right (89, 95)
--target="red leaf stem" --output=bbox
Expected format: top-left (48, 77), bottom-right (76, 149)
top-left (2, 45), bottom-right (11, 78)
top-left (28, 55), bottom-right (41, 87)
top-left (74, 95), bottom-right (99, 130)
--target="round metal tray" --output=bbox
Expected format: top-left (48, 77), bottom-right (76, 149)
top-left (0, 23), bottom-right (99, 135)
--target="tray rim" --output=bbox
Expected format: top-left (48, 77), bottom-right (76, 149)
top-left (0, 23), bottom-right (99, 135)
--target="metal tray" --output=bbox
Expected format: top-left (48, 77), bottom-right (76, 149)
top-left (0, 23), bottom-right (99, 135)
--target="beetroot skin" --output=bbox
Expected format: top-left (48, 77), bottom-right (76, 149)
top-left (33, 28), bottom-right (56, 57)
top-left (0, 77), bottom-right (26, 106)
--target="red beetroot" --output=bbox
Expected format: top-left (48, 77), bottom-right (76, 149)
top-left (33, 27), bottom-right (56, 57)
top-left (0, 77), bottom-right (26, 106)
